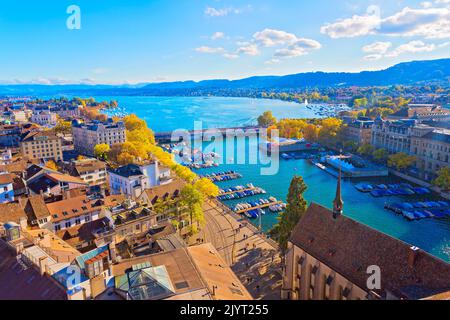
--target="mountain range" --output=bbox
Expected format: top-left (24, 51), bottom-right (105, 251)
top-left (0, 59), bottom-right (449, 96)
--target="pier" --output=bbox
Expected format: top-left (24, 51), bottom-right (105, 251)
top-left (234, 200), bottom-right (284, 215)
top-left (200, 171), bottom-right (243, 182)
top-left (219, 186), bottom-right (262, 196)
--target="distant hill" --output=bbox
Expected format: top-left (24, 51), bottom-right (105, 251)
top-left (0, 59), bottom-right (448, 96)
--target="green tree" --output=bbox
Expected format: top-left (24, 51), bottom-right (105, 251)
top-left (433, 167), bottom-right (450, 191)
top-left (388, 152), bottom-right (416, 171)
top-left (372, 148), bottom-right (388, 163)
top-left (257, 111), bottom-right (277, 127)
top-left (94, 144), bottom-right (111, 161)
top-left (269, 176), bottom-right (308, 253)
top-left (357, 143), bottom-right (375, 156)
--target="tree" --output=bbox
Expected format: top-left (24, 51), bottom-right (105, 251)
top-left (45, 160), bottom-right (58, 171)
top-left (180, 185), bottom-right (204, 235)
top-left (269, 176), bottom-right (308, 253)
top-left (54, 120), bottom-right (72, 135)
top-left (257, 111), bottom-right (277, 127)
top-left (94, 144), bottom-right (111, 161)
top-left (433, 167), bottom-right (450, 191)
top-left (372, 148), bottom-right (388, 163)
top-left (388, 153), bottom-right (416, 171)
top-left (303, 123), bottom-right (319, 142)
top-left (357, 143), bottom-right (375, 156)
top-left (193, 178), bottom-right (219, 199)
top-left (318, 118), bottom-right (343, 148)
top-left (343, 141), bottom-right (358, 153)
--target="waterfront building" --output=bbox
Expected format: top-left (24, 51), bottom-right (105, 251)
top-left (282, 172), bottom-right (450, 300)
top-left (410, 127), bottom-right (450, 180)
top-left (109, 161), bottom-right (171, 197)
top-left (389, 104), bottom-right (450, 121)
top-left (0, 173), bottom-right (14, 203)
top-left (20, 131), bottom-right (63, 162)
top-left (371, 117), bottom-right (416, 154)
top-left (342, 118), bottom-right (374, 145)
top-left (72, 119), bottom-right (126, 156)
top-left (31, 111), bottom-right (58, 127)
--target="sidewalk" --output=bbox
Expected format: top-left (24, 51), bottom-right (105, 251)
top-left (200, 199), bottom-right (283, 300)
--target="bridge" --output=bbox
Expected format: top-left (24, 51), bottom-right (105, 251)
top-left (154, 126), bottom-right (263, 143)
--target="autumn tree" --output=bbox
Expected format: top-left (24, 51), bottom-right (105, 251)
top-left (357, 143), bottom-right (375, 156)
top-left (45, 160), bottom-right (58, 171)
top-left (372, 148), bottom-right (388, 163)
top-left (94, 144), bottom-right (110, 161)
top-left (318, 118), bottom-right (343, 148)
top-left (257, 111), bottom-right (277, 127)
top-left (270, 176), bottom-right (308, 253)
top-left (433, 167), bottom-right (450, 191)
top-left (303, 123), bottom-right (319, 142)
top-left (180, 184), bottom-right (204, 235)
top-left (54, 120), bottom-right (72, 135)
top-left (388, 153), bottom-right (416, 171)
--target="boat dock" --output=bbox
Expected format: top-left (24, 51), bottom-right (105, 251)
top-left (234, 200), bottom-right (284, 215)
top-left (220, 186), bottom-right (262, 196)
top-left (199, 171), bottom-right (243, 182)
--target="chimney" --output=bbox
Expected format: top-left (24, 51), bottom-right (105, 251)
top-left (408, 246), bottom-right (420, 268)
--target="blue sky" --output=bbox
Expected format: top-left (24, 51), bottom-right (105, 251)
top-left (0, 0), bottom-right (449, 84)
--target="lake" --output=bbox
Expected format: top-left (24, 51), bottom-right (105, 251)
top-left (91, 95), bottom-right (449, 262)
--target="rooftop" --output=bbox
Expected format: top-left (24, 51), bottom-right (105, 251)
top-left (46, 195), bottom-right (104, 223)
top-left (290, 203), bottom-right (450, 300)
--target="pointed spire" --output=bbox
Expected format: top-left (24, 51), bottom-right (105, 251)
top-left (333, 152), bottom-right (344, 219)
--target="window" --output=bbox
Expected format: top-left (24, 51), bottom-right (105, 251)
top-left (65, 221), bottom-right (71, 228)
top-left (75, 218), bottom-right (81, 225)
top-left (85, 215), bottom-right (91, 222)
top-left (54, 225), bottom-right (61, 231)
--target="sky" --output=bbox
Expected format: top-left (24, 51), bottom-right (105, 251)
top-left (0, 0), bottom-right (449, 84)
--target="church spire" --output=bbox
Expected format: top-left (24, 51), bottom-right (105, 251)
top-left (333, 153), bottom-right (344, 219)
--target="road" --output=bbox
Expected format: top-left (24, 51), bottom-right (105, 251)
top-left (199, 199), bottom-right (283, 300)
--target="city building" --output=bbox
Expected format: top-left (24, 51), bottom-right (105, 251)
top-left (282, 172), bottom-right (450, 300)
top-left (342, 118), bottom-right (374, 145)
top-left (109, 161), bottom-right (171, 197)
top-left (27, 170), bottom-right (88, 197)
top-left (31, 111), bottom-right (58, 127)
top-left (371, 117), bottom-right (417, 154)
top-left (20, 131), bottom-right (63, 162)
top-left (107, 243), bottom-right (252, 301)
top-left (46, 194), bottom-right (105, 233)
top-left (72, 119), bottom-right (126, 156)
top-left (389, 104), bottom-right (450, 121)
top-left (411, 128), bottom-right (450, 180)
top-left (0, 149), bottom-right (12, 165)
top-left (0, 173), bottom-right (14, 203)
top-left (0, 124), bottom-right (23, 148)
top-left (70, 158), bottom-right (108, 186)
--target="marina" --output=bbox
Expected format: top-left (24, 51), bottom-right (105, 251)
top-left (218, 184), bottom-right (267, 201)
top-left (199, 171), bottom-right (243, 182)
top-left (355, 183), bottom-right (431, 198)
top-left (385, 201), bottom-right (450, 221)
top-left (232, 198), bottom-right (286, 215)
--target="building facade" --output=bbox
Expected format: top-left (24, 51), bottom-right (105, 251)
top-left (343, 118), bottom-right (374, 145)
top-left (371, 117), bottom-right (416, 154)
top-left (31, 111), bottom-right (57, 127)
top-left (72, 158), bottom-right (108, 186)
top-left (20, 131), bottom-right (63, 162)
top-left (0, 173), bottom-right (14, 204)
top-left (411, 128), bottom-right (450, 180)
top-left (72, 120), bottom-right (126, 156)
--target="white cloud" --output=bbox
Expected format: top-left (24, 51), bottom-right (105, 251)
top-left (211, 32), bottom-right (225, 40)
top-left (223, 53), bottom-right (239, 59)
top-left (320, 13), bottom-right (380, 38)
top-left (237, 43), bottom-right (260, 56)
top-left (385, 40), bottom-right (436, 57)
top-left (321, 5), bottom-right (450, 39)
top-left (362, 41), bottom-right (392, 54)
top-left (363, 54), bottom-right (384, 61)
top-left (195, 46), bottom-right (225, 54)
top-left (253, 29), bottom-right (299, 47)
top-left (204, 6), bottom-right (248, 17)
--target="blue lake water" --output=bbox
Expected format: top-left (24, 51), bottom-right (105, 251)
top-left (89, 95), bottom-right (450, 262)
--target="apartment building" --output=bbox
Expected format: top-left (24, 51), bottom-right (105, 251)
top-left (342, 118), bottom-right (374, 145)
top-left (20, 131), bottom-right (63, 161)
top-left (371, 117), bottom-right (416, 154)
top-left (389, 104), bottom-right (450, 121)
top-left (46, 194), bottom-right (104, 233)
top-left (71, 158), bottom-right (107, 186)
top-left (109, 161), bottom-right (170, 197)
top-left (411, 128), bottom-right (450, 180)
top-left (72, 119), bottom-right (126, 156)
top-left (31, 111), bottom-right (58, 127)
